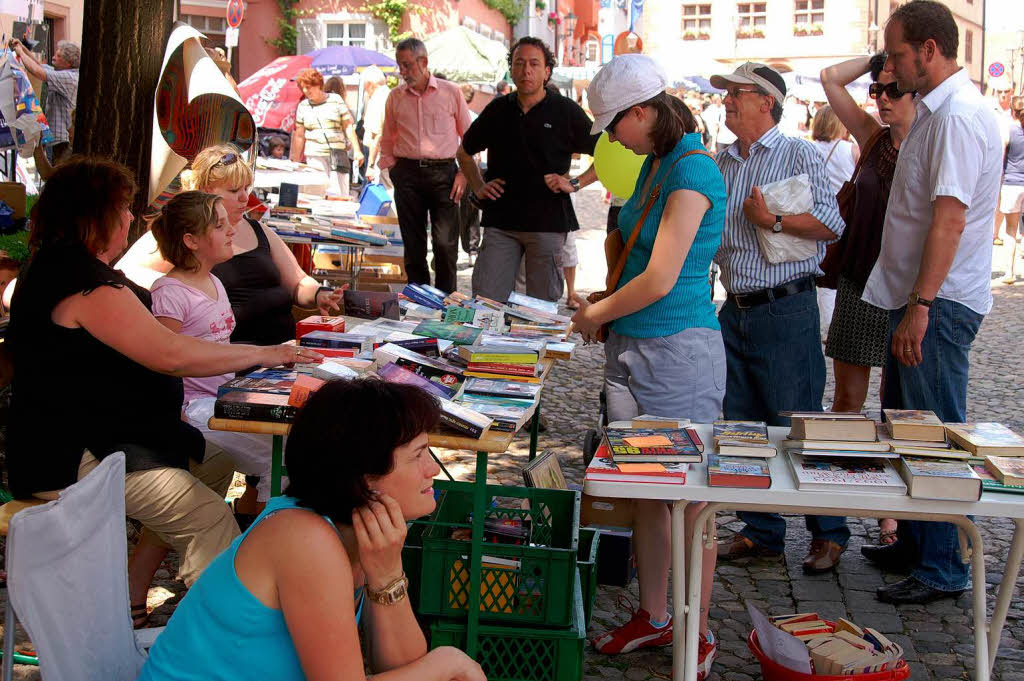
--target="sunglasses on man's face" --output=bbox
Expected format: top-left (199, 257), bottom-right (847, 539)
top-left (214, 153), bottom-right (239, 168)
top-left (869, 82), bottom-right (914, 100)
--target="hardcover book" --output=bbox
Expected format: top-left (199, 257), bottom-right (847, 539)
top-left (604, 428), bottom-right (702, 463)
top-left (707, 453), bottom-right (772, 488)
top-left (897, 456), bottom-right (982, 501)
top-left (983, 455), bottom-right (1024, 487)
top-left (883, 409), bottom-right (946, 442)
top-left (214, 391), bottom-right (298, 423)
top-left (945, 423), bottom-right (1024, 457)
top-left (787, 453), bottom-right (907, 494)
top-left (788, 415), bottom-right (877, 442)
top-left (781, 439), bottom-right (892, 452)
top-left (412, 320), bottom-right (483, 346)
top-left (462, 378), bottom-right (541, 400)
top-left (713, 420), bottom-right (777, 457)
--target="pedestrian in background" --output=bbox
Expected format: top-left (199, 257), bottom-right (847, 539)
top-left (291, 68), bottom-right (362, 198)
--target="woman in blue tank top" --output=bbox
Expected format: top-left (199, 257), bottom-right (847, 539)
top-left (139, 379), bottom-right (485, 681)
top-left (555, 55), bottom-right (726, 679)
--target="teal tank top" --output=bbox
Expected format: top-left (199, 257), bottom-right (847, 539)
top-left (138, 496), bottom-right (364, 681)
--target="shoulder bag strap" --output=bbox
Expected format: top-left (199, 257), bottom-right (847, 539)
top-left (848, 127), bottom-right (887, 184)
top-left (606, 149), bottom-right (714, 290)
top-left (823, 139), bottom-right (841, 166)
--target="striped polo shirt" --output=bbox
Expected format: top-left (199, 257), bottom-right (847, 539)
top-left (713, 126), bottom-right (845, 294)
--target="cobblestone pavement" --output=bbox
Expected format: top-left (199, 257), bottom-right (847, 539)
top-left (3, 185), bottom-right (1022, 680)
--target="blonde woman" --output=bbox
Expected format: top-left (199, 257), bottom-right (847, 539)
top-left (809, 104), bottom-right (860, 194)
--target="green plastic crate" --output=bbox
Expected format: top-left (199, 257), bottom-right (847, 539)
top-left (577, 527), bottom-right (600, 629)
top-left (429, 569), bottom-right (586, 681)
top-left (418, 480), bottom-right (581, 627)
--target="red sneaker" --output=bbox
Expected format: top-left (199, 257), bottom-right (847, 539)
top-left (697, 630), bottom-right (717, 681)
top-left (591, 597), bottom-right (672, 654)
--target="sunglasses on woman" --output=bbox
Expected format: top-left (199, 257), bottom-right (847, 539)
top-left (606, 108), bottom-right (629, 134)
top-left (868, 82), bottom-right (915, 100)
top-left (213, 153), bottom-right (239, 168)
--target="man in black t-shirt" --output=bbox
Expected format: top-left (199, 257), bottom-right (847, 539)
top-left (456, 38), bottom-right (599, 303)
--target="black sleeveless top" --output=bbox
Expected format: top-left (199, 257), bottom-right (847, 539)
top-left (839, 128), bottom-right (899, 288)
top-left (212, 217), bottom-right (294, 345)
top-left (5, 244), bottom-right (204, 498)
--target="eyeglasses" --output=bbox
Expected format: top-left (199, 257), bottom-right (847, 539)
top-left (723, 87), bottom-right (761, 99)
top-left (605, 108), bottom-right (629, 134)
top-left (869, 82), bottom-right (915, 100)
top-left (213, 153), bottom-right (239, 168)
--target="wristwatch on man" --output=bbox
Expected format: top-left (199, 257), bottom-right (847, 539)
top-left (772, 215), bottom-right (783, 233)
top-left (907, 291), bottom-right (934, 309)
top-left (569, 177), bottom-right (580, 192)
top-left (367, 573), bottom-right (409, 606)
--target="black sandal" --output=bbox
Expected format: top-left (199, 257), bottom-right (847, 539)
top-left (131, 602), bottom-right (150, 629)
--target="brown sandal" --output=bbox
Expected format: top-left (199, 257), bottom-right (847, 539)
top-left (879, 528), bottom-right (898, 545)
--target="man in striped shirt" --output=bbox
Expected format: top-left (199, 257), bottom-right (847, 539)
top-left (710, 63), bottom-right (850, 574)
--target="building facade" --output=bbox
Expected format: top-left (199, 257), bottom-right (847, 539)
top-left (0, 0), bottom-right (83, 64)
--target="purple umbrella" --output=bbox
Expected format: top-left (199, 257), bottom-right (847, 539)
top-left (305, 46), bottom-right (397, 77)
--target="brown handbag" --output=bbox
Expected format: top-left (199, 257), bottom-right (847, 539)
top-left (818, 127), bottom-right (887, 289)
top-left (586, 149), bottom-right (714, 342)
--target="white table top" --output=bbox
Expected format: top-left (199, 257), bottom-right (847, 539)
top-left (584, 424), bottom-right (1024, 519)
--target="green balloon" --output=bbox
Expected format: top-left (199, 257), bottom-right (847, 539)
top-left (593, 132), bottom-right (645, 199)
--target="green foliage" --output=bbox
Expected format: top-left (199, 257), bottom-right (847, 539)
top-left (267, 0), bottom-right (301, 55)
top-left (482, 0), bottom-right (529, 26)
top-left (0, 231), bottom-right (30, 263)
top-left (363, 0), bottom-right (420, 43)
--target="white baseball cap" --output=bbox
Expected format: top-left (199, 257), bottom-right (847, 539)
top-left (710, 62), bottom-right (787, 104)
top-left (586, 54), bottom-right (668, 135)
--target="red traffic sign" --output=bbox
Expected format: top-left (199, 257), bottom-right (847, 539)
top-left (989, 62), bottom-right (1005, 78)
top-left (227, 0), bottom-right (244, 29)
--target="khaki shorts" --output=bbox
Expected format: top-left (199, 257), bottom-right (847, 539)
top-left (74, 449), bottom-right (239, 586)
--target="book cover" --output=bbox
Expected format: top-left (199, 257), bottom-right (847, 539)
top-left (707, 453), bottom-right (772, 488)
top-left (984, 455), bottom-right (1024, 487)
top-left (437, 397), bottom-right (493, 438)
top-left (443, 306), bottom-right (477, 324)
top-left (713, 420), bottom-right (776, 456)
top-left (463, 378), bottom-right (541, 400)
top-left (412, 320), bottom-right (483, 346)
top-left (477, 335), bottom-right (547, 353)
top-left (373, 343), bottom-right (465, 392)
top-left (401, 284), bottom-right (445, 310)
top-left (387, 336), bottom-right (440, 357)
top-left (214, 391), bottom-right (298, 423)
top-left (288, 374), bottom-right (325, 408)
top-left (604, 428), bottom-right (702, 463)
top-left (875, 422), bottom-right (951, 448)
top-left (945, 423), bottom-right (1024, 456)
top-left (787, 453), bottom-right (907, 494)
top-left (897, 456), bottom-right (982, 501)
top-left (458, 345), bottom-right (539, 364)
top-left (507, 291), bottom-right (560, 315)
top-left (884, 409), bottom-right (946, 442)
top-left (466, 362), bottom-right (541, 376)
top-left (217, 370), bottom-right (297, 397)
top-left (399, 299), bottom-right (443, 319)
top-left (343, 289), bottom-right (400, 320)
top-left (463, 371), bottom-right (541, 383)
top-left (299, 331), bottom-right (373, 351)
top-left (311, 361), bottom-right (360, 382)
top-left (971, 461), bottom-right (1024, 495)
top-left (542, 341), bottom-right (575, 360)
top-left (377, 361), bottom-right (456, 399)
top-left (585, 452), bottom-right (688, 484)
top-left (789, 415), bottom-right (877, 442)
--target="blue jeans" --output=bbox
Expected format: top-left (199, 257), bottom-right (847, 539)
top-left (719, 286), bottom-right (849, 553)
top-left (882, 299), bottom-right (983, 591)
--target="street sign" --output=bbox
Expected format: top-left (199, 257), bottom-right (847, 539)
top-left (225, 26), bottom-right (239, 48)
top-left (226, 0), bottom-right (244, 29)
top-left (989, 62), bottom-right (1005, 78)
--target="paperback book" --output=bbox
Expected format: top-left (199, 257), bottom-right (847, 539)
top-left (377, 361), bottom-right (457, 399)
top-left (343, 290), bottom-right (400, 320)
top-left (436, 397), bottom-right (494, 438)
top-left (970, 458), bottom-right (1024, 495)
top-left (945, 422), bottom-right (1024, 457)
top-left (983, 455), bottom-right (1024, 487)
top-left (458, 345), bottom-right (539, 364)
top-left (412, 320), bottom-right (483, 346)
top-left (585, 449), bottom-right (688, 485)
top-left (883, 409), bottom-right (946, 442)
top-left (604, 428), bottom-right (703, 463)
top-left (299, 331), bottom-right (374, 351)
top-left (897, 456), bottom-right (982, 501)
top-left (787, 453), bottom-right (907, 494)
top-left (707, 453), bottom-right (772, 488)
top-left (217, 370), bottom-right (297, 397)
top-left (781, 439), bottom-right (892, 453)
top-left (713, 420), bottom-right (777, 456)
top-left (788, 414), bottom-right (877, 442)
top-left (462, 378), bottom-right (541, 401)
top-left (373, 343), bottom-right (465, 392)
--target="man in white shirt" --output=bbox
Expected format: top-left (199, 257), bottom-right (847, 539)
top-left (860, 0), bottom-right (1002, 605)
top-left (361, 66), bottom-right (392, 188)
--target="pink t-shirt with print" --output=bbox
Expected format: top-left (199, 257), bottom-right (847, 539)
top-left (151, 274), bottom-right (236, 404)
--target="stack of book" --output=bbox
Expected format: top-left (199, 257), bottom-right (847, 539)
top-left (713, 421), bottom-right (777, 457)
top-left (584, 427), bottom-right (704, 486)
top-left (768, 614), bottom-right (905, 675)
top-left (400, 283), bottom-right (447, 310)
top-left (456, 343), bottom-right (544, 383)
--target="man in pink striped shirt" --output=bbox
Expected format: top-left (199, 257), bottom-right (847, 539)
top-left (380, 38), bottom-right (473, 293)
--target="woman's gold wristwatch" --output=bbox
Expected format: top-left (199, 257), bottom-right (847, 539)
top-left (367, 573), bottom-right (408, 605)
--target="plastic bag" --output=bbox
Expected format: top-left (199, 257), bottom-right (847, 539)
top-left (753, 173), bottom-right (818, 264)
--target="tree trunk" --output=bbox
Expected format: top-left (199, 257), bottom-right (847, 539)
top-left (73, 0), bottom-right (175, 243)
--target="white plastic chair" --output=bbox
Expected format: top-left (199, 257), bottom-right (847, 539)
top-left (4, 452), bottom-right (163, 681)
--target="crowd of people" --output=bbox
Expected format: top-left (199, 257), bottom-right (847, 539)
top-left (1, 0), bottom-right (1018, 679)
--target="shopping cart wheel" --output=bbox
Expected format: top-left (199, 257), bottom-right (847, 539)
top-left (583, 428), bottom-right (601, 466)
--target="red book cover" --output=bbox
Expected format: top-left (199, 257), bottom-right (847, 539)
top-left (466, 362), bottom-right (540, 376)
top-left (295, 315), bottom-right (346, 341)
top-left (585, 445), bottom-right (687, 485)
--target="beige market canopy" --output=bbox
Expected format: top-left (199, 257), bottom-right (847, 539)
top-left (422, 26), bottom-right (508, 83)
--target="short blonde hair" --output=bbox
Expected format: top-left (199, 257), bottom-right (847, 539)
top-left (181, 144), bottom-right (254, 192)
top-left (811, 104), bottom-right (847, 142)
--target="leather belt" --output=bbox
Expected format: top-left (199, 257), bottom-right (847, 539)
top-left (728, 276), bottom-right (815, 309)
top-left (396, 157), bottom-right (455, 167)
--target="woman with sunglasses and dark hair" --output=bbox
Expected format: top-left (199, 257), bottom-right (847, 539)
top-left (820, 54), bottom-right (915, 549)
top-left (562, 55), bottom-right (726, 679)
top-left (139, 379), bottom-right (485, 681)
top-left (118, 144), bottom-right (343, 346)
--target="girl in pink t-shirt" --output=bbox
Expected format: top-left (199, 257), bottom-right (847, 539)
top-left (151, 191), bottom-right (275, 502)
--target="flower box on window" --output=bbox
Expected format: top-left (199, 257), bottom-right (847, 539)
top-left (809, 23), bottom-right (823, 35)
top-left (698, 30), bottom-right (711, 39)
top-left (793, 24), bottom-right (809, 36)
top-left (683, 30), bottom-right (698, 40)
top-left (751, 27), bottom-right (765, 38)
top-left (735, 28), bottom-right (751, 39)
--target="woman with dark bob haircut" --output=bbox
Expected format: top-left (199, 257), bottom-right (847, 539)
top-left (139, 379), bottom-right (487, 681)
top-left (5, 156), bottom-right (321, 627)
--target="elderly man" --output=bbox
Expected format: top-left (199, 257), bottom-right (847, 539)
top-left (361, 66), bottom-right (391, 189)
top-left (9, 38), bottom-right (79, 163)
top-left (379, 38), bottom-right (472, 293)
top-left (859, 0), bottom-right (1002, 605)
top-left (456, 37), bottom-right (598, 303)
top-left (710, 62), bottom-right (850, 573)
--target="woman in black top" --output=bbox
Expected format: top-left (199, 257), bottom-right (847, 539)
top-left (820, 54), bottom-right (916, 547)
top-left (6, 158), bottom-right (321, 623)
top-left (117, 144), bottom-right (343, 345)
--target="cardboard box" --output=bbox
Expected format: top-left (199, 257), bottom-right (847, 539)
top-left (587, 525), bottom-right (636, 587)
top-left (0, 182), bottom-right (27, 219)
top-left (580, 493), bottom-right (634, 528)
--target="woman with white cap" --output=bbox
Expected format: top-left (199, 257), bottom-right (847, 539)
top-left (558, 54), bottom-right (726, 677)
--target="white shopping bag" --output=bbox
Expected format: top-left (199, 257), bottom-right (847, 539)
top-left (753, 173), bottom-right (819, 264)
